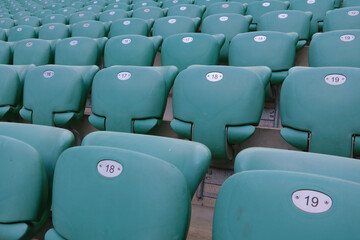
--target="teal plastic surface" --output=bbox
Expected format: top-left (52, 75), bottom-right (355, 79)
top-left (203, 2), bottom-right (246, 17)
top-left (0, 65), bottom-right (33, 120)
top-left (171, 65), bottom-right (271, 160)
top-left (194, 0), bottom-right (224, 7)
top-left (13, 11), bottom-right (31, 20)
top-left (55, 7), bottom-right (77, 16)
top-left (7, 25), bottom-right (37, 42)
top-left (82, 131), bottom-right (211, 196)
top-left (13, 39), bottom-right (52, 66)
top-left (47, 146), bottom-right (191, 240)
top-left (108, 18), bottom-right (153, 37)
top-left (0, 135), bottom-right (48, 240)
top-left (213, 170), bottom-right (360, 240)
top-left (132, 6), bottom-right (166, 20)
top-left (167, 4), bottom-right (205, 18)
top-left (17, 16), bottom-right (40, 27)
top-left (104, 35), bottom-right (162, 67)
top-left (342, 0), bottom-right (360, 7)
top-left (323, 7), bottom-right (360, 32)
top-left (0, 17), bottom-right (14, 28)
top-left (290, 0), bottom-right (334, 35)
top-left (246, 0), bottom-right (289, 30)
top-left (38, 23), bottom-right (70, 40)
top-left (105, 2), bottom-right (130, 10)
top-left (21, 65), bottom-right (99, 127)
top-left (229, 31), bottom-right (298, 84)
top-left (201, 14), bottom-right (252, 63)
top-left (33, 9), bottom-right (53, 18)
top-left (41, 14), bottom-right (67, 25)
top-left (257, 10), bottom-right (312, 49)
top-left (162, 0), bottom-right (193, 8)
top-left (0, 41), bottom-right (12, 64)
top-left (69, 11), bottom-right (96, 24)
top-left (99, 9), bottom-right (129, 22)
top-left (152, 16), bottom-right (200, 40)
top-left (89, 66), bottom-right (177, 132)
top-left (55, 37), bottom-right (107, 65)
top-left (161, 33), bottom-right (225, 71)
top-left (235, 147), bottom-right (360, 183)
top-left (280, 127), bottom-right (309, 150)
top-left (81, 5), bottom-right (103, 13)
top-left (71, 20), bottom-right (109, 38)
top-left (281, 67), bottom-right (360, 157)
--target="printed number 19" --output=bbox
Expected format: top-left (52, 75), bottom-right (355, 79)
top-left (305, 196), bottom-right (319, 207)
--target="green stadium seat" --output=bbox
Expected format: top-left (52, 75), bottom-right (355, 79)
top-left (55, 37), bottom-right (107, 65)
top-left (88, 0), bottom-right (107, 7)
top-left (41, 14), bottom-right (68, 25)
top-left (235, 147), bottom-right (360, 183)
top-left (0, 29), bottom-right (6, 41)
top-left (38, 23), bottom-right (70, 40)
top-left (0, 65), bottom-right (33, 120)
top-left (289, 0), bottom-right (334, 34)
top-left (82, 131), bottom-right (211, 197)
top-left (0, 41), bottom-right (12, 64)
top-left (99, 9), bottom-right (130, 22)
top-left (13, 39), bottom-right (53, 66)
top-left (171, 65), bottom-right (271, 160)
top-left (203, 2), bottom-right (246, 18)
top-left (108, 18), bottom-right (154, 37)
top-left (55, 7), bottom-right (77, 16)
top-left (89, 66), bottom-right (176, 132)
top-left (0, 18), bottom-right (15, 29)
top-left (104, 2), bottom-right (130, 10)
top-left (0, 13), bottom-right (11, 18)
top-left (132, 1), bottom-right (159, 10)
top-left (342, 0), bottom-right (360, 7)
top-left (161, 0), bottom-right (193, 8)
top-left (152, 16), bottom-right (200, 40)
top-left (7, 25), bottom-right (37, 42)
top-left (16, 16), bottom-right (41, 27)
top-left (229, 31), bottom-right (298, 85)
top-left (45, 146), bottom-right (191, 239)
top-left (161, 33), bottom-right (225, 71)
top-left (167, 4), bottom-right (205, 18)
top-left (104, 35), bottom-right (162, 67)
top-left (132, 6), bottom-right (166, 20)
top-left (68, 11), bottom-right (96, 24)
top-left (201, 13), bottom-right (251, 63)
top-left (20, 65), bottom-right (99, 127)
top-left (213, 170), bottom-right (360, 240)
top-left (12, 11), bottom-right (31, 20)
top-left (280, 67), bottom-right (360, 157)
top-left (323, 7), bottom-right (360, 32)
top-left (46, 3), bottom-right (65, 11)
top-left (246, 0), bottom-right (289, 31)
top-left (309, 30), bottom-right (360, 68)
top-left (109, 0), bottom-right (131, 4)
top-left (33, 9), bottom-right (53, 18)
top-left (229, 0), bottom-right (258, 4)
top-left (69, 1), bottom-right (84, 9)
top-left (81, 4), bottom-right (103, 13)
top-left (194, 0), bottom-right (224, 7)
top-left (257, 10), bottom-right (312, 49)
top-left (0, 135), bottom-right (49, 240)
top-left (71, 20), bottom-right (109, 38)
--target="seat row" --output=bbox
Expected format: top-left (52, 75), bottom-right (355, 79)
top-left (1, 64), bottom-right (360, 161)
top-left (1, 122), bottom-right (360, 239)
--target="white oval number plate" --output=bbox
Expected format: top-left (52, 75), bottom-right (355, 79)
top-left (254, 35), bottom-right (267, 42)
top-left (117, 71), bottom-right (131, 80)
top-left (278, 13), bottom-right (288, 19)
top-left (43, 70), bottom-right (55, 78)
top-left (292, 190), bottom-right (332, 213)
top-left (97, 160), bottom-right (123, 178)
top-left (182, 37), bottom-right (193, 43)
top-left (206, 72), bottom-right (223, 82)
top-left (340, 34), bottom-right (355, 42)
top-left (325, 74), bottom-right (346, 85)
top-left (348, 10), bottom-right (359, 16)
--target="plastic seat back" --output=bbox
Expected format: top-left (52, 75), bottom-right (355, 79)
top-left (257, 10), bottom-right (312, 48)
top-left (171, 65), bottom-right (271, 160)
top-left (41, 14), bottom-right (68, 25)
top-left (0, 17), bottom-right (14, 29)
top-left (55, 7), bottom-right (77, 16)
top-left (309, 30), bottom-right (360, 68)
top-left (323, 7), bottom-right (360, 32)
top-left (104, 35), bottom-right (162, 67)
top-left (162, 0), bottom-right (193, 8)
top-left (89, 66), bottom-right (176, 132)
top-left (71, 20), bottom-right (108, 38)
top-left (7, 25), bottom-right (37, 42)
top-left (132, 1), bottom-right (159, 10)
top-left (167, 4), bottom-right (205, 18)
top-left (229, 31), bottom-right (298, 84)
top-left (201, 13), bottom-right (251, 63)
top-left (45, 146), bottom-right (191, 240)
top-left (0, 135), bottom-right (48, 240)
top-left (38, 23), bottom-right (70, 40)
top-left (17, 16), bottom-right (41, 27)
top-left (132, 6), bottom-right (166, 20)
top-left (13, 39), bottom-right (52, 66)
top-left (98, 9), bottom-right (129, 22)
top-left (108, 18), bottom-right (153, 37)
top-left (235, 147), bottom-right (360, 183)
top-left (33, 9), bottom-right (53, 18)
top-left (104, 2), bottom-right (130, 10)
top-left (152, 16), bottom-right (200, 40)
top-left (20, 65), bottom-right (99, 127)
top-left (161, 33), bottom-right (225, 71)
top-left (194, 0), bottom-right (224, 7)
top-left (55, 37), bottom-right (107, 65)
top-left (203, 2), bottom-right (246, 17)
top-left (213, 170), bottom-right (360, 240)
top-left (342, 0), bottom-right (360, 7)
top-left (0, 41), bottom-right (12, 64)
top-left (280, 67), bottom-right (360, 157)
top-left (69, 11), bottom-right (96, 24)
